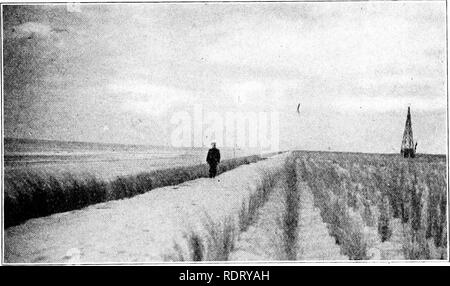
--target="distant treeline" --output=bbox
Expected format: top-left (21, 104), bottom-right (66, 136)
top-left (4, 155), bottom-right (263, 228)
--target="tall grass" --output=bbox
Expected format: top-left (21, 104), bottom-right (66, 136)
top-left (203, 216), bottom-right (237, 261)
top-left (294, 151), bottom-right (447, 260)
top-left (281, 157), bottom-right (301, 260)
top-left (172, 216), bottom-right (237, 262)
top-left (298, 156), bottom-right (369, 260)
top-left (4, 155), bottom-right (262, 228)
top-left (176, 166), bottom-right (283, 261)
top-left (238, 168), bottom-right (279, 232)
top-left (378, 196), bottom-right (392, 242)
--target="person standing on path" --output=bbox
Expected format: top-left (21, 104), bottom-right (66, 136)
top-left (206, 142), bottom-right (221, 178)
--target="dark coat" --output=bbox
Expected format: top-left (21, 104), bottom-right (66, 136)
top-left (206, 148), bottom-right (221, 166)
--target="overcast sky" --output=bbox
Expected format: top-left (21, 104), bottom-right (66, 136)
top-left (2, 2), bottom-right (447, 154)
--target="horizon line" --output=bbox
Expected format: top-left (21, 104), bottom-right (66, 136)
top-left (3, 136), bottom-right (447, 156)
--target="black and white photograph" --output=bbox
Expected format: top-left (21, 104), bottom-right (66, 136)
top-left (0, 0), bottom-right (448, 265)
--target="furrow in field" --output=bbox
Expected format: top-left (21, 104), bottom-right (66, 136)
top-left (229, 179), bottom-right (287, 261)
top-left (296, 182), bottom-right (348, 261)
top-left (363, 219), bottom-right (405, 260)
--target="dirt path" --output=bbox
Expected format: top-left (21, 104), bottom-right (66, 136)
top-left (296, 182), bottom-right (348, 261)
top-left (5, 155), bottom-right (287, 263)
top-left (229, 180), bottom-right (287, 261)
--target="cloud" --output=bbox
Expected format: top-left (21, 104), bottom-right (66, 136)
top-left (3, 3), bottom-right (446, 153)
top-left (222, 79), bottom-right (299, 111)
top-left (109, 82), bottom-right (196, 116)
top-left (11, 22), bottom-right (53, 39)
top-left (328, 95), bottom-right (446, 113)
top-left (201, 2), bottom-right (445, 85)
top-left (203, 16), bottom-right (439, 75)
top-left (226, 81), bottom-right (265, 106)
top-left (200, 3), bottom-right (445, 117)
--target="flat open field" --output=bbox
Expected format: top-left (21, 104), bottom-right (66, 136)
top-left (4, 138), bottom-right (253, 180)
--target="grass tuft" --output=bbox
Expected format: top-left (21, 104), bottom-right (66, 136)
top-left (238, 168), bottom-right (279, 232)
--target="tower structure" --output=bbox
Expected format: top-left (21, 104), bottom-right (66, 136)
top-left (401, 107), bottom-right (416, 158)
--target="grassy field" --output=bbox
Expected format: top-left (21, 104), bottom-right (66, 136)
top-left (295, 151), bottom-right (447, 260)
top-left (4, 155), bottom-right (262, 228)
top-left (5, 151), bottom-right (448, 261)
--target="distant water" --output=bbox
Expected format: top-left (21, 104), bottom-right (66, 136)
top-left (3, 138), bottom-right (252, 180)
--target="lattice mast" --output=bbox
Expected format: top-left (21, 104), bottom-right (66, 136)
top-left (401, 107), bottom-right (416, 158)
